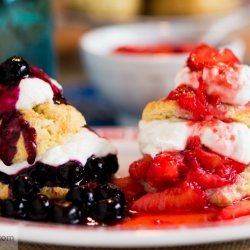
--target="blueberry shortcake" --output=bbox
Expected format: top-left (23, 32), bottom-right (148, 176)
top-left (0, 56), bottom-right (125, 224)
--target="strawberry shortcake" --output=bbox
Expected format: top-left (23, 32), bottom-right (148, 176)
top-left (126, 44), bottom-right (250, 216)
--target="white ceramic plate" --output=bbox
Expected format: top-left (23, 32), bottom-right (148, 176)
top-left (2, 127), bottom-right (250, 247)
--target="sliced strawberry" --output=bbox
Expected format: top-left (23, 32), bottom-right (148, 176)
top-left (186, 136), bottom-right (202, 149)
top-left (166, 84), bottom-right (208, 120)
top-left (112, 176), bottom-right (144, 202)
top-left (187, 166), bottom-right (236, 189)
top-left (218, 200), bottom-right (250, 220)
top-left (230, 161), bottom-right (246, 173)
top-left (187, 44), bottom-right (240, 72)
top-left (195, 147), bottom-right (222, 171)
top-left (145, 152), bottom-right (187, 190)
top-left (131, 182), bottom-right (208, 213)
top-left (129, 155), bottom-right (152, 181)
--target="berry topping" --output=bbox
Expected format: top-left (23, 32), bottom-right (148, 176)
top-left (145, 152), bottom-right (187, 190)
top-left (66, 186), bottom-right (88, 207)
top-left (96, 183), bottom-right (126, 204)
top-left (12, 175), bottom-right (38, 199)
top-left (91, 198), bottom-right (125, 224)
top-left (29, 66), bottom-right (66, 105)
top-left (129, 155), bottom-right (152, 181)
top-left (132, 182), bottom-right (208, 213)
top-left (218, 200), bottom-right (250, 220)
top-left (1, 198), bottom-right (27, 219)
top-left (112, 176), bottom-right (145, 202)
top-left (66, 186), bottom-right (96, 212)
top-left (0, 110), bottom-right (37, 166)
top-left (184, 146), bottom-right (245, 189)
top-left (51, 200), bottom-right (83, 225)
top-left (167, 84), bottom-right (209, 120)
top-left (103, 154), bottom-right (119, 174)
top-left (29, 162), bottom-right (57, 187)
top-left (57, 161), bottom-right (84, 187)
top-left (128, 135), bottom-right (247, 210)
top-left (27, 194), bottom-right (51, 221)
top-left (187, 44), bottom-right (240, 72)
top-left (0, 56), bottom-right (30, 86)
top-left (84, 156), bottom-right (110, 183)
top-left (166, 45), bottom-right (244, 119)
top-left (0, 172), bottom-right (10, 184)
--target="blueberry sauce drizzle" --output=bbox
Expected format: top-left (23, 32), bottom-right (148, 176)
top-left (0, 111), bottom-right (22, 166)
top-left (29, 66), bottom-right (67, 105)
top-left (0, 85), bottom-right (20, 114)
top-left (20, 119), bottom-right (37, 164)
top-left (0, 56), bottom-right (66, 166)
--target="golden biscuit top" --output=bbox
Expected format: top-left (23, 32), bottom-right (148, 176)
top-left (12, 102), bottom-right (86, 163)
top-left (142, 99), bottom-right (250, 128)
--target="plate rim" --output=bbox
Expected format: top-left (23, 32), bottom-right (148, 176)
top-left (6, 218), bottom-right (250, 247)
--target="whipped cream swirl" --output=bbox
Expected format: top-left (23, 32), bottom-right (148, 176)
top-left (139, 119), bottom-right (250, 164)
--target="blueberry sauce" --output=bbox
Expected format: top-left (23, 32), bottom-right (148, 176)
top-left (20, 119), bottom-right (37, 164)
top-left (29, 66), bottom-right (67, 105)
top-left (0, 110), bottom-right (37, 166)
top-left (0, 85), bottom-right (20, 114)
top-left (0, 56), bottom-right (66, 166)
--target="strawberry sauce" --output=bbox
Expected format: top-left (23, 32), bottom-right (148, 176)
top-left (166, 44), bottom-right (242, 120)
top-left (113, 43), bottom-right (197, 55)
top-left (120, 210), bottom-right (218, 228)
top-left (113, 174), bottom-right (250, 228)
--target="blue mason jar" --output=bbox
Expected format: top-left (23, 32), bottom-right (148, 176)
top-left (0, 0), bottom-right (56, 76)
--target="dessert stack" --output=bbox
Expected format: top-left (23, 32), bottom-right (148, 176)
top-left (128, 44), bottom-right (250, 214)
top-left (0, 56), bottom-right (125, 224)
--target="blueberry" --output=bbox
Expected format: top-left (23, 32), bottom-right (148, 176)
top-left (91, 198), bottom-right (125, 224)
top-left (27, 194), bottom-right (50, 221)
top-left (96, 183), bottom-right (125, 204)
top-left (66, 186), bottom-right (96, 212)
top-left (103, 155), bottom-right (119, 174)
top-left (51, 200), bottom-right (83, 224)
top-left (12, 175), bottom-right (38, 198)
top-left (1, 198), bottom-right (27, 219)
top-left (0, 172), bottom-right (10, 184)
top-left (57, 161), bottom-right (84, 187)
top-left (84, 157), bottom-right (110, 183)
top-left (30, 163), bottom-right (57, 187)
top-left (0, 56), bottom-right (29, 86)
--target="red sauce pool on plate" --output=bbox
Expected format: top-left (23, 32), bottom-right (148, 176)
top-left (120, 210), bottom-right (218, 228)
top-left (119, 199), bottom-right (250, 228)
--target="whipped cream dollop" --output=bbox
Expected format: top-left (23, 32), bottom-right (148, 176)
top-left (139, 119), bottom-right (250, 164)
top-left (175, 65), bottom-right (250, 105)
top-left (15, 77), bottom-right (62, 110)
top-left (0, 127), bottom-right (117, 175)
top-left (139, 120), bottom-right (192, 157)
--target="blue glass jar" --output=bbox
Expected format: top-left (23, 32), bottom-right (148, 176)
top-left (0, 0), bottom-right (56, 76)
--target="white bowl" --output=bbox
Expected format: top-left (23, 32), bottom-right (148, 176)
top-left (80, 22), bottom-right (245, 124)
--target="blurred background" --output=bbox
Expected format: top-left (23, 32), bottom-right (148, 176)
top-left (1, 0), bottom-right (250, 126)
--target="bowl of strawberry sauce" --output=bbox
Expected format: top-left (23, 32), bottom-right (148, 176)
top-left (113, 42), bottom-right (196, 55)
top-left (81, 22), bottom-right (244, 124)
